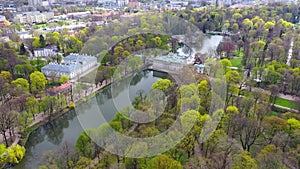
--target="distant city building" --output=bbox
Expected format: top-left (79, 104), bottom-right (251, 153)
top-left (33, 45), bottom-right (60, 58)
top-left (128, 1), bottom-right (140, 9)
top-left (117, 0), bottom-right (129, 7)
top-left (66, 11), bottom-right (91, 19)
top-left (0, 15), bottom-right (6, 21)
top-left (41, 53), bottom-right (97, 79)
top-left (0, 15), bottom-right (7, 27)
top-left (28, 0), bottom-right (41, 6)
top-left (14, 11), bottom-right (54, 24)
top-left (91, 11), bottom-right (119, 21)
top-left (0, 36), bottom-right (10, 42)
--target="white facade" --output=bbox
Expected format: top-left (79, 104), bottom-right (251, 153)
top-left (14, 11), bottom-right (54, 24)
top-left (34, 47), bottom-right (58, 58)
top-left (28, 0), bottom-right (42, 6)
top-left (41, 53), bottom-right (98, 79)
top-left (117, 0), bottom-right (129, 7)
top-left (0, 15), bottom-right (6, 22)
top-left (151, 59), bottom-right (184, 72)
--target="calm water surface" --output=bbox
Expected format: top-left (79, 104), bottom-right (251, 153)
top-left (15, 70), bottom-right (166, 169)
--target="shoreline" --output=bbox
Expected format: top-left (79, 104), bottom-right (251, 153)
top-left (14, 80), bottom-right (112, 159)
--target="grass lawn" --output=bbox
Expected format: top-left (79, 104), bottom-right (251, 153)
top-left (266, 111), bottom-right (279, 116)
top-left (79, 69), bottom-right (97, 83)
top-left (274, 97), bottom-right (297, 109)
top-left (231, 57), bottom-right (243, 67)
top-left (233, 50), bottom-right (244, 57)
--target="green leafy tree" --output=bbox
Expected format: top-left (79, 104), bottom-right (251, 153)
top-left (152, 79), bottom-right (172, 93)
top-left (30, 71), bottom-right (47, 94)
top-left (25, 96), bottom-right (39, 119)
top-left (220, 58), bottom-right (232, 72)
top-left (11, 78), bottom-right (29, 93)
top-left (6, 144), bottom-right (26, 164)
top-left (0, 144), bottom-right (7, 167)
top-left (75, 131), bottom-right (94, 158)
top-left (232, 151), bottom-right (257, 169)
top-left (59, 75), bottom-right (69, 84)
top-left (257, 144), bottom-right (286, 169)
top-left (147, 154), bottom-right (182, 169)
top-left (0, 71), bottom-right (12, 83)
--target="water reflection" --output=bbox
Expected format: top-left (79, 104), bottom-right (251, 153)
top-left (15, 70), bottom-right (165, 169)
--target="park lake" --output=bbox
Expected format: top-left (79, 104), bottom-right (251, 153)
top-left (14, 35), bottom-right (223, 169)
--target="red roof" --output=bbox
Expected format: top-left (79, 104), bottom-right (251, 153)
top-left (48, 82), bottom-right (72, 93)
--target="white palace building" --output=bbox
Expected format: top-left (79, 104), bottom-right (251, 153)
top-left (41, 53), bottom-right (97, 79)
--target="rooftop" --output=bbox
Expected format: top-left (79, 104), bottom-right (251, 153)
top-left (42, 53), bottom-right (97, 73)
top-left (154, 53), bottom-right (187, 64)
top-left (42, 62), bottom-right (77, 73)
top-left (48, 82), bottom-right (72, 93)
top-left (64, 53), bottom-right (96, 63)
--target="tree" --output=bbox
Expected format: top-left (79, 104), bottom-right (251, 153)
top-left (32, 37), bottom-right (41, 48)
top-left (128, 57), bottom-right (142, 72)
top-left (30, 71), bottom-right (47, 95)
top-left (0, 111), bottom-right (18, 147)
top-left (74, 157), bottom-right (92, 169)
top-left (242, 18), bottom-right (253, 31)
top-left (6, 144), bottom-right (26, 164)
top-left (59, 75), bottom-right (69, 84)
top-left (220, 58), bottom-right (232, 72)
top-left (257, 145), bottom-right (286, 169)
top-left (39, 35), bottom-right (46, 48)
top-left (268, 84), bottom-right (280, 105)
top-left (25, 96), bottom-right (39, 120)
top-left (75, 131), bottom-right (94, 158)
top-left (152, 79), bottom-right (172, 93)
top-left (40, 96), bottom-right (58, 121)
top-left (0, 71), bottom-right (12, 83)
top-left (152, 36), bottom-right (162, 47)
top-left (147, 154), bottom-right (182, 169)
top-left (19, 43), bottom-right (26, 55)
top-left (11, 78), bottom-right (29, 93)
top-left (232, 23), bottom-right (239, 33)
top-left (0, 144), bottom-right (7, 167)
top-left (225, 70), bottom-right (241, 105)
top-left (236, 117), bottom-right (262, 151)
top-left (232, 151), bottom-right (257, 169)
top-left (135, 39), bottom-right (146, 51)
top-left (263, 116), bottom-right (287, 144)
top-left (264, 21), bottom-right (275, 31)
top-left (217, 41), bottom-right (235, 58)
top-left (249, 40), bottom-right (266, 66)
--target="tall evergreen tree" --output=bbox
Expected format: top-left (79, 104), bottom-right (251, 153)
top-left (19, 43), bottom-right (26, 55)
top-left (39, 35), bottom-right (46, 48)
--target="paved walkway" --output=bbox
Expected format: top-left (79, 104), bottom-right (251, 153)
top-left (286, 38), bottom-right (294, 66)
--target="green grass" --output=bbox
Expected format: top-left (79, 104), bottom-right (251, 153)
top-left (266, 111), bottom-right (279, 117)
top-left (274, 97), bottom-right (297, 109)
top-left (233, 50), bottom-right (244, 57)
top-left (79, 69), bottom-right (97, 83)
top-left (231, 57), bottom-right (243, 67)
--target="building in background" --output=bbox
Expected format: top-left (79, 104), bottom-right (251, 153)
top-left (14, 11), bottom-right (54, 24)
top-left (28, 0), bottom-right (41, 6)
top-left (33, 45), bottom-right (60, 58)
